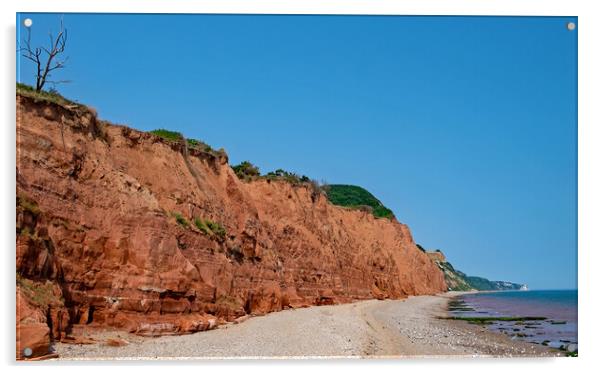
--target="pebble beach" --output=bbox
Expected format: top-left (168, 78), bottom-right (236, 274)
top-left (53, 292), bottom-right (562, 359)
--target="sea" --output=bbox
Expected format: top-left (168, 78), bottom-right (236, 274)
top-left (450, 290), bottom-right (577, 350)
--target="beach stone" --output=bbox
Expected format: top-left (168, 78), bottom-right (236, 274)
top-left (105, 338), bottom-right (129, 347)
top-left (567, 343), bottom-right (578, 353)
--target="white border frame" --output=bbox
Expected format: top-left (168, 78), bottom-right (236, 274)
top-left (2, 1), bottom-right (600, 373)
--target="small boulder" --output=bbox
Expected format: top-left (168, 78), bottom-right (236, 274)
top-left (234, 315), bottom-right (250, 324)
top-left (106, 338), bottom-right (129, 347)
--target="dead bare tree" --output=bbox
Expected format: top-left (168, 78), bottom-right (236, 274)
top-left (20, 19), bottom-right (68, 92)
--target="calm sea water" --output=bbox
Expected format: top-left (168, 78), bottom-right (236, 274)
top-left (452, 290), bottom-right (577, 349)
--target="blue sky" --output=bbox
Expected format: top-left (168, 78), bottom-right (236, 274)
top-left (17, 14), bottom-right (577, 290)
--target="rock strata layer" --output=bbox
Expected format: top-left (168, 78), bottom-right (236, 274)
top-left (16, 95), bottom-right (446, 359)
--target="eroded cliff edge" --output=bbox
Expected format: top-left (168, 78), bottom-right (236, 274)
top-left (16, 94), bottom-right (446, 358)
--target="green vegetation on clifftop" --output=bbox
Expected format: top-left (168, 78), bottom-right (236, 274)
top-left (149, 129), bottom-right (227, 160)
top-left (326, 184), bottom-right (395, 219)
top-left (150, 129), bottom-right (184, 142)
top-left (17, 83), bottom-right (80, 108)
top-left (231, 161), bottom-right (261, 180)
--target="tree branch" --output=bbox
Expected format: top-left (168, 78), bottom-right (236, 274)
top-left (19, 18), bottom-right (69, 92)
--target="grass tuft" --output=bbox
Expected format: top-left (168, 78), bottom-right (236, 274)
top-left (172, 212), bottom-right (190, 228)
top-left (17, 83), bottom-right (79, 108)
top-left (194, 217), bottom-right (226, 241)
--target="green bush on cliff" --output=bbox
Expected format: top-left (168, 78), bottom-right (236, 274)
top-left (232, 161), bottom-right (261, 180)
top-left (264, 168), bottom-right (311, 185)
top-left (187, 138), bottom-right (228, 161)
top-left (206, 220), bottom-right (226, 240)
top-left (187, 138), bottom-right (214, 153)
top-left (326, 184), bottom-right (395, 219)
top-left (172, 212), bottom-right (190, 228)
top-left (150, 129), bottom-right (183, 142)
top-left (194, 217), bottom-right (209, 235)
top-left (194, 217), bottom-right (226, 241)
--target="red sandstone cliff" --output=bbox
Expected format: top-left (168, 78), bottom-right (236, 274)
top-left (16, 94), bottom-right (446, 359)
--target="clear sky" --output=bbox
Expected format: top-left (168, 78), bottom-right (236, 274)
top-left (17, 14), bottom-right (577, 290)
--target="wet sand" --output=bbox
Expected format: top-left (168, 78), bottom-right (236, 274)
top-left (53, 292), bottom-right (561, 359)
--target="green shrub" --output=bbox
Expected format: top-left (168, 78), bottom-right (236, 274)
top-left (186, 138), bottom-right (228, 161)
top-left (194, 217), bottom-right (209, 235)
top-left (187, 138), bottom-right (200, 147)
top-left (232, 161), bottom-right (260, 180)
top-left (187, 138), bottom-right (214, 152)
top-left (326, 184), bottom-right (395, 219)
top-left (206, 220), bottom-right (226, 240)
top-left (172, 212), bottom-right (189, 228)
top-left (150, 129), bottom-right (183, 142)
top-left (264, 168), bottom-right (314, 186)
top-left (194, 217), bottom-right (226, 241)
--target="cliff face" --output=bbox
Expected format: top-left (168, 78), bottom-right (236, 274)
top-left (16, 95), bottom-right (446, 358)
top-left (427, 251), bottom-right (526, 292)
